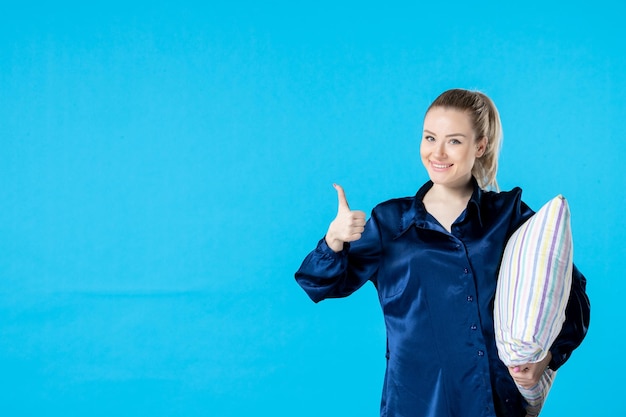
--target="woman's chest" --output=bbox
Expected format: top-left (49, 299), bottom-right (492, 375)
top-left (375, 226), bottom-right (509, 311)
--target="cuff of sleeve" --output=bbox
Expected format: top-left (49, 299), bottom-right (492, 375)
top-left (548, 347), bottom-right (569, 371)
top-left (318, 237), bottom-right (350, 257)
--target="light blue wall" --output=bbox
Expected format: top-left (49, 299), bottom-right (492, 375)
top-left (1, 2), bottom-right (623, 416)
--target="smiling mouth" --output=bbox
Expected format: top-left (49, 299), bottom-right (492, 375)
top-left (431, 162), bottom-right (453, 169)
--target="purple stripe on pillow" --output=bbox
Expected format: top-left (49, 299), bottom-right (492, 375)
top-left (534, 199), bottom-right (566, 337)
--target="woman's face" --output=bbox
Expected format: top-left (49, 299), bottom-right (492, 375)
top-left (420, 107), bottom-right (486, 190)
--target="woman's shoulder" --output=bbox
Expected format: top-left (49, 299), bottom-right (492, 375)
top-left (480, 186), bottom-right (524, 207)
top-left (478, 185), bottom-right (534, 227)
top-left (368, 196), bottom-right (417, 224)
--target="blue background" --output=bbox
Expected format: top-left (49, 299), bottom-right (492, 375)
top-left (1, 1), bottom-right (623, 416)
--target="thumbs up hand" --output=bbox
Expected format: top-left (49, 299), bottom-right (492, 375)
top-left (325, 184), bottom-right (367, 253)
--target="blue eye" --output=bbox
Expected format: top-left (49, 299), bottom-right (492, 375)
top-left (449, 139), bottom-right (462, 145)
top-left (424, 136), bottom-right (435, 142)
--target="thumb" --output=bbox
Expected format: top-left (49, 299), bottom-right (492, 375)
top-left (333, 183), bottom-right (350, 211)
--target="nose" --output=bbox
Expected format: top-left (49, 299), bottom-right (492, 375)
top-left (433, 142), bottom-right (446, 158)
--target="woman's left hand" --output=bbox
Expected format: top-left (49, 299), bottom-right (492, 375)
top-left (508, 351), bottom-right (552, 388)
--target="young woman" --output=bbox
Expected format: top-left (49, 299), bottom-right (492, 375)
top-left (295, 89), bottom-right (590, 417)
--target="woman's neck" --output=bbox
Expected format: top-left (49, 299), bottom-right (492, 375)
top-left (426, 181), bottom-right (474, 203)
top-left (422, 182), bottom-right (474, 232)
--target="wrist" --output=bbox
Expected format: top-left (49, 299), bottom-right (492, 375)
top-left (324, 234), bottom-right (344, 253)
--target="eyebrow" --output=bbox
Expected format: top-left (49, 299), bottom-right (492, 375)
top-left (423, 129), bottom-right (467, 138)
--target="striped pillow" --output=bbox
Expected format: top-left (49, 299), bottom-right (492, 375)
top-left (495, 195), bottom-right (573, 365)
top-left (494, 195), bottom-right (573, 416)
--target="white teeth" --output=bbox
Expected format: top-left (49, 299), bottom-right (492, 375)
top-left (432, 163), bottom-right (451, 169)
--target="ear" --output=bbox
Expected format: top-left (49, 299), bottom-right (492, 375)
top-left (475, 136), bottom-right (488, 158)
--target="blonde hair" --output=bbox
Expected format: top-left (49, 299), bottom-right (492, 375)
top-left (426, 89), bottom-right (502, 191)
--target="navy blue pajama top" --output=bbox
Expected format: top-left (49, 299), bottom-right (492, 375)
top-left (295, 179), bottom-right (590, 417)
